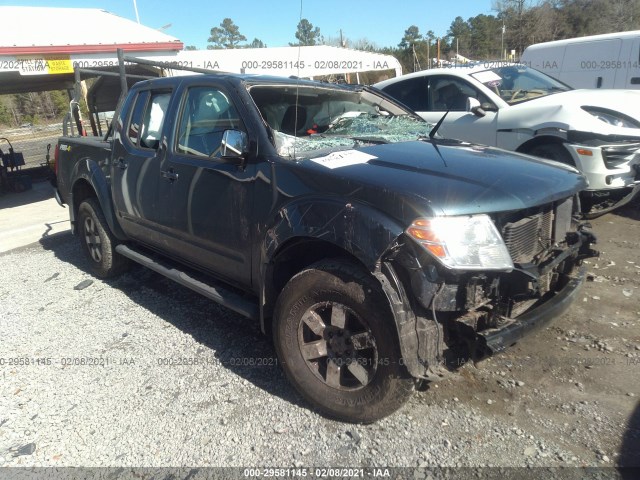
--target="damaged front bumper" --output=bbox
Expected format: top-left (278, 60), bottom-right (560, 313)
top-left (477, 266), bottom-right (585, 354)
top-left (582, 170), bottom-right (640, 219)
top-left (567, 138), bottom-right (640, 217)
top-left (378, 201), bottom-right (598, 381)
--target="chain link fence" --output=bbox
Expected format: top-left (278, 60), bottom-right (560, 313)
top-left (1, 124), bottom-right (62, 169)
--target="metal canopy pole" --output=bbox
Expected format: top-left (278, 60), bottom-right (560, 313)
top-left (117, 49), bottom-right (128, 99)
top-left (78, 69), bottom-right (153, 80)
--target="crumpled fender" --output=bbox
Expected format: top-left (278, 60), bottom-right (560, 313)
top-left (260, 196), bottom-right (404, 273)
top-left (259, 197), bottom-right (439, 377)
top-left (259, 196), bottom-right (404, 332)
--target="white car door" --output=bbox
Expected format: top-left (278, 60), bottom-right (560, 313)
top-left (416, 75), bottom-right (499, 146)
top-left (623, 36), bottom-right (640, 88)
top-left (561, 40), bottom-right (622, 89)
top-left (378, 74), bottom-right (500, 146)
top-left (382, 74), bottom-right (498, 146)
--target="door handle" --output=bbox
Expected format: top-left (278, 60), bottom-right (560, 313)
top-left (116, 157), bottom-right (127, 170)
top-left (160, 168), bottom-right (179, 181)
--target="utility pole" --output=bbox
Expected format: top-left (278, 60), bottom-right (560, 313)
top-left (412, 44), bottom-right (421, 72)
top-left (501, 22), bottom-right (505, 60)
top-left (133, 0), bottom-right (140, 23)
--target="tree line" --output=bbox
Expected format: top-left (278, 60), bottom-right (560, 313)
top-left (198, 0), bottom-right (640, 71)
top-left (441, 0), bottom-right (640, 61)
top-left (0, 91), bottom-right (69, 129)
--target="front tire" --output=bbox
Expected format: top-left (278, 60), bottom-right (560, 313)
top-left (273, 260), bottom-right (413, 423)
top-left (529, 143), bottom-right (575, 166)
top-left (77, 198), bottom-right (129, 278)
top-left (528, 143), bottom-right (598, 214)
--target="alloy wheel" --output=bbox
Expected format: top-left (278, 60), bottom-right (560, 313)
top-left (83, 216), bottom-right (102, 263)
top-left (298, 301), bottom-right (378, 391)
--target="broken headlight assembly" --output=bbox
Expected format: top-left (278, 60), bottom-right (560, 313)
top-left (581, 106), bottom-right (640, 129)
top-left (406, 215), bottom-right (514, 271)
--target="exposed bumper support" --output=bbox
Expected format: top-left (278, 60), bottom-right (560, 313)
top-left (477, 267), bottom-right (586, 354)
top-left (583, 182), bottom-right (640, 219)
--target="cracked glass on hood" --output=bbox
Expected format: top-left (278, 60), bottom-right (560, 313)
top-left (249, 84), bottom-right (434, 159)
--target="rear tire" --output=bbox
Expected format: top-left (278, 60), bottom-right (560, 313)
top-left (273, 259), bottom-right (413, 423)
top-left (77, 198), bottom-right (129, 278)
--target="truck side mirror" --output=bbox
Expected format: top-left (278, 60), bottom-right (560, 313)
top-left (221, 130), bottom-right (249, 162)
top-left (466, 97), bottom-right (486, 118)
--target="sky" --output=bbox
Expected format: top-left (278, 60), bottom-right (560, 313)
top-left (0, 1), bottom-right (496, 49)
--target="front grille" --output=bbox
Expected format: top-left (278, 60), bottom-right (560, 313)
top-left (601, 143), bottom-right (640, 169)
top-left (502, 206), bottom-right (553, 264)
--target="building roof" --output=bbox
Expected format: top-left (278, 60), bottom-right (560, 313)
top-left (0, 6), bottom-right (183, 55)
top-left (0, 7), bottom-right (400, 96)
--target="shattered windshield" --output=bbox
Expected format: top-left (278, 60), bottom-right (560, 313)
top-left (470, 65), bottom-right (571, 105)
top-left (249, 84), bottom-right (433, 159)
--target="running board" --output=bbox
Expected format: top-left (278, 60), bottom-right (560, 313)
top-left (115, 244), bottom-right (259, 320)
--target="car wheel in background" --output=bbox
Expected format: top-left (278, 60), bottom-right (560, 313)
top-left (528, 143), bottom-right (600, 214)
top-left (529, 143), bottom-right (575, 166)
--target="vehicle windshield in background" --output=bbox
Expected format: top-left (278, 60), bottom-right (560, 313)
top-left (249, 85), bottom-right (433, 159)
top-left (470, 65), bottom-right (571, 105)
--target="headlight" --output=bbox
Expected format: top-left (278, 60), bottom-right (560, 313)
top-left (406, 215), bottom-right (514, 271)
top-left (582, 107), bottom-right (640, 129)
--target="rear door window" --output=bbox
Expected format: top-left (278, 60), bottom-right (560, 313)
top-left (380, 76), bottom-right (428, 111)
top-left (127, 91), bottom-right (149, 146)
top-left (125, 90), bottom-right (172, 150)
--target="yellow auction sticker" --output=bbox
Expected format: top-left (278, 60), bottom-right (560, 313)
top-left (46, 57), bottom-right (73, 74)
top-left (18, 56), bottom-right (73, 75)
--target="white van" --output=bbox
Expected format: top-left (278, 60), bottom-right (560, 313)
top-left (520, 31), bottom-right (640, 89)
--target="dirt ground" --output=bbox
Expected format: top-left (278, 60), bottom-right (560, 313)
top-left (428, 196), bottom-right (640, 467)
top-left (0, 184), bottom-right (638, 472)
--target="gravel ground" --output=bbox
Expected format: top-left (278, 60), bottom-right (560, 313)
top-left (0, 199), bottom-right (638, 477)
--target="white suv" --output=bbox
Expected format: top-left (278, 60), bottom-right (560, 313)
top-left (375, 63), bottom-right (640, 216)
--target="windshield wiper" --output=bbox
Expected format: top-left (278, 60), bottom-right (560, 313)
top-left (429, 110), bottom-right (450, 139)
top-left (312, 133), bottom-right (388, 144)
top-left (317, 133), bottom-right (390, 145)
top-left (350, 136), bottom-right (389, 145)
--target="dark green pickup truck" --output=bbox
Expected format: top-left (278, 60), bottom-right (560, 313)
top-left (54, 73), bottom-right (597, 422)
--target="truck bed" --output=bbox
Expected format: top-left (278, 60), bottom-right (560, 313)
top-left (56, 136), bottom-right (113, 204)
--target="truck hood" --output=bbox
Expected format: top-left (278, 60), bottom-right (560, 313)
top-left (295, 139), bottom-right (587, 219)
top-left (499, 89), bottom-right (640, 137)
